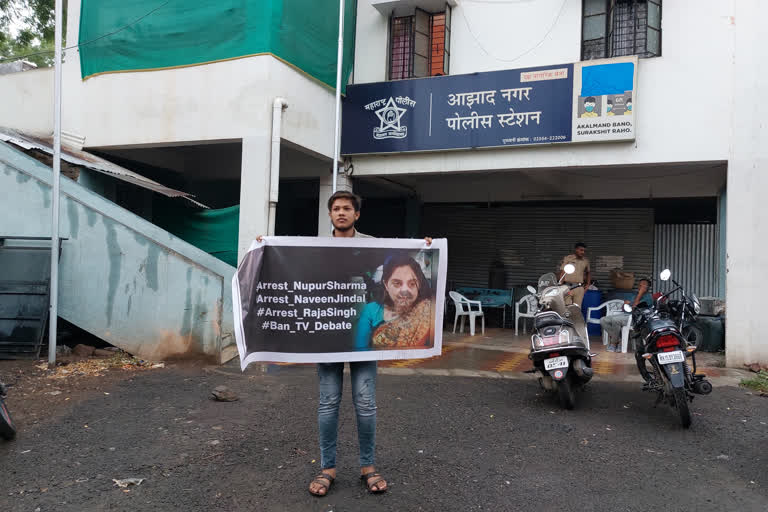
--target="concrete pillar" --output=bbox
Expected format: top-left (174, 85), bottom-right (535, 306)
top-left (718, 186), bottom-right (726, 299)
top-left (726, 0), bottom-right (768, 367)
top-left (237, 134), bottom-right (271, 262)
top-left (317, 172), bottom-right (352, 236)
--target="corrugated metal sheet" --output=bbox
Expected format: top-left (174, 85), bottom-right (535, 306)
top-left (654, 224), bottom-right (719, 298)
top-left (0, 128), bottom-right (208, 208)
top-left (422, 205), bottom-right (654, 290)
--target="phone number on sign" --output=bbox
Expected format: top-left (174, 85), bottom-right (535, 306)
top-left (532, 135), bottom-right (568, 142)
top-left (501, 135), bottom-right (568, 144)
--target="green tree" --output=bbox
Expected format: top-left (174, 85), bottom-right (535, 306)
top-left (0, 0), bottom-right (66, 68)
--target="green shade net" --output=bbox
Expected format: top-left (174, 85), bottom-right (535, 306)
top-left (78, 0), bottom-right (356, 91)
top-left (154, 204), bottom-right (240, 267)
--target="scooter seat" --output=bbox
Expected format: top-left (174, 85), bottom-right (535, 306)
top-left (534, 312), bottom-right (574, 330)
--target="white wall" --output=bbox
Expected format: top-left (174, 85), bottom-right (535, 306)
top-left (449, 0), bottom-right (582, 74)
top-left (61, 0), bottom-right (337, 159)
top-left (726, 0), bottom-right (768, 367)
top-left (238, 135), bottom-right (271, 260)
top-left (0, 67), bottom-right (53, 135)
top-left (354, 0), bottom-right (582, 84)
top-left (354, 1), bottom-right (390, 83)
top-left (351, 0), bottom-right (734, 175)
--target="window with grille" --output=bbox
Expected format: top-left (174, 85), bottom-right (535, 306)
top-left (581, 0), bottom-right (661, 61)
top-left (389, 16), bottom-right (413, 81)
top-left (388, 7), bottom-right (451, 80)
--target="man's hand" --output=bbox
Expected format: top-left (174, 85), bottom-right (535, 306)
top-left (424, 237), bottom-right (433, 246)
top-left (256, 235), bottom-right (264, 242)
top-left (631, 280), bottom-right (649, 307)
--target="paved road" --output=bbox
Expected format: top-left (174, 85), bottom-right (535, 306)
top-left (1, 364), bottom-right (766, 512)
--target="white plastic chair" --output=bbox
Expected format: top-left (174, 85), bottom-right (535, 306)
top-left (448, 291), bottom-right (485, 336)
top-left (620, 314), bottom-right (634, 353)
top-left (585, 299), bottom-right (625, 345)
top-left (515, 294), bottom-right (538, 336)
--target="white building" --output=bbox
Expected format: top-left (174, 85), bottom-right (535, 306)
top-left (0, 0), bottom-right (765, 367)
top-left (347, 0), bottom-right (763, 369)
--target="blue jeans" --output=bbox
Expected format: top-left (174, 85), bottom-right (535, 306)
top-left (317, 361), bottom-right (377, 469)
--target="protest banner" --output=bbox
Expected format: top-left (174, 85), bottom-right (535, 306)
top-left (232, 237), bottom-right (447, 368)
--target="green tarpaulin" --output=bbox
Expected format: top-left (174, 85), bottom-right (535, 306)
top-left (154, 204), bottom-right (240, 267)
top-left (79, 0), bottom-right (356, 91)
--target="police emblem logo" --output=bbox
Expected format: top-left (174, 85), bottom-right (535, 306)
top-left (373, 97), bottom-right (408, 140)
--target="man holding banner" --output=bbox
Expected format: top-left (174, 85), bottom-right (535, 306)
top-left (240, 191), bottom-right (444, 497)
top-left (314, 190), bottom-right (387, 496)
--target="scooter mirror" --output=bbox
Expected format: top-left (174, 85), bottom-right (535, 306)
top-left (564, 263), bottom-right (576, 275)
top-left (527, 285), bottom-right (536, 294)
top-left (660, 269), bottom-right (671, 281)
top-left (623, 303), bottom-right (632, 313)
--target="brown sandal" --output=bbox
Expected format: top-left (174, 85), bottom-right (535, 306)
top-left (309, 472), bottom-right (335, 497)
top-left (361, 471), bottom-right (388, 493)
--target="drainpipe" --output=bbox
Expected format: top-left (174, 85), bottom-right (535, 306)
top-left (268, 98), bottom-right (288, 236)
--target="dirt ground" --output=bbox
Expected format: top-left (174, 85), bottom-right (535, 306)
top-left (1, 357), bottom-right (767, 512)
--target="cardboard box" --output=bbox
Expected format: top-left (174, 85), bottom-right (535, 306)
top-left (610, 269), bottom-right (635, 290)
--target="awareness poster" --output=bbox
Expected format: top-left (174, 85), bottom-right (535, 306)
top-left (232, 237), bottom-right (447, 368)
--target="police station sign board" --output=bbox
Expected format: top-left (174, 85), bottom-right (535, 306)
top-left (341, 56), bottom-right (637, 155)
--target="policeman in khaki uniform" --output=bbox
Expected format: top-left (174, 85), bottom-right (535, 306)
top-left (559, 242), bottom-right (591, 307)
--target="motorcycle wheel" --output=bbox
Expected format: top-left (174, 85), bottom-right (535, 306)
top-left (682, 325), bottom-right (703, 349)
top-left (672, 387), bottom-right (692, 429)
top-left (557, 377), bottom-right (576, 410)
top-left (0, 397), bottom-right (16, 440)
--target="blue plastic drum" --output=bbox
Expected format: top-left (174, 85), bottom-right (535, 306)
top-left (581, 290), bottom-right (603, 336)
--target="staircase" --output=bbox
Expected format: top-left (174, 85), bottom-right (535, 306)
top-left (0, 142), bottom-right (237, 363)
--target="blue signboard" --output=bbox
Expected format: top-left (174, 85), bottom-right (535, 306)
top-left (341, 58), bottom-right (637, 155)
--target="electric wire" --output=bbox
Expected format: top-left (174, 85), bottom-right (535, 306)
top-left (459, 0), bottom-right (568, 63)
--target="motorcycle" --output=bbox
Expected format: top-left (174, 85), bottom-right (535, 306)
top-left (525, 264), bottom-right (594, 409)
top-left (659, 288), bottom-right (703, 349)
top-left (0, 380), bottom-right (16, 440)
top-left (626, 268), bottom-right (712, 428)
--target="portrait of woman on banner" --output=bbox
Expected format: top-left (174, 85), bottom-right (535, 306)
top-left (354, 254), bottom-right (435, 350)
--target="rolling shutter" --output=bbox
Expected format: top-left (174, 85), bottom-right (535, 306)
top-left (422, 204), bottom-right (654, 290)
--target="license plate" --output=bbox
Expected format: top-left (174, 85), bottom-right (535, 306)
top-left (657, 351), bottom-right (685, 365)
top-left (544, 356), bottom-right (569, 370)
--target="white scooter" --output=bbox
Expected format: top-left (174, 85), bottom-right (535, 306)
top-left (525, 264), bottom-right (594, 409)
